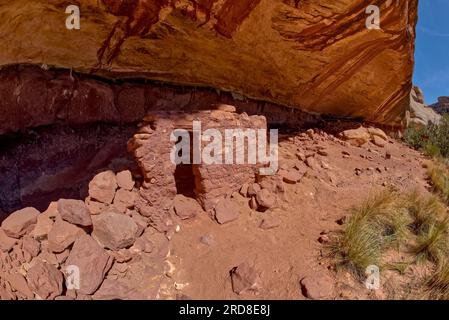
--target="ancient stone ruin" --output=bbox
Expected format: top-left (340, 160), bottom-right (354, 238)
top-left (0, 102), bottom-right (296, 299)
top-left (128, 106), bottom-right (268, 231)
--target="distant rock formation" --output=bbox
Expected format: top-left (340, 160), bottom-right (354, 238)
top-left (406, 86), bottom-right (441, 127)
top-left (431, 97), bottom-right (449, 115)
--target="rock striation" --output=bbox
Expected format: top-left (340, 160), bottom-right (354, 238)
top-left (0, 0), bottom-right (418, 127)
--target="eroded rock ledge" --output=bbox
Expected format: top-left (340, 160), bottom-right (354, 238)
top-left (0, 64), bottom-right (319, 217)
top-left (0, 64), bottom-right (318, 135)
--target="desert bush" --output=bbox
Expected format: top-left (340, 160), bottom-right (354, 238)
top-left (404, 124), bottom-right (428, 150)
top-left (426, 160), bottom-right (449, 204)
top-left (404, 114), bottom-right (449, 158)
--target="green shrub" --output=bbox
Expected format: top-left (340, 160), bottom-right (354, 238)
top-left (404, 124), bottom-right (428, 150)
top-left (405, 114), bottom-right (449, 158)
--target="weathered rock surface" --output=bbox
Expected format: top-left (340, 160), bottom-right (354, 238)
top-left (0, 0), bottom-right (417, 127)
top-left (247, 183), bottom-right (261, 197)
top-left (174, 195), bottom-right (203, 220)
top-left (85, 198), bottom-right (109, 216)
top-left (300, 275), bottom-right (334, 300)
top-left (113, 189), bottom-right (137, 214)
top-left (133, 235), bottom-right (154, 254)
top-left (65, 235), bottom-right (113, 295)
top-left (116, 170), bottom-right (135, 191)
top-left (431, 96), bottom-right (449, 115)
top-left (278, 169), bottom-right (302, 184)
top-left (339, 127), bottom-right (371, 147)
top-left (340, 127), bottom-right (388, 147)
top-left (1, 208), bottom-right (39, 238)
top-left (407, 86), bottom-right (441, 127)
top-left (31, 203), bottom-right (57, 241)
top-left (0, 228), bottom-right (17, 252)
top-left (214, 199), bottom-right (240, 225)
top-left (93, 212), bottom-right (139, 250)
top-left (4, 273), bottom-right (34, 299)
top-left (22, 237), bottom-right (41, 258)
top-left (256, 189), bottom-right (276, 209)
top-left (58, 199), bottom-right (92, 227)
top-left (0, 65), bottom-right (317, 143)
top-left (259, 214), bottom-right (280, 230)
top-left (230, 263), bottom-right (261, 295)
top-left (93, 279), bottom-right (144, 300)
top-left (48, 218), bottom-right (86, 253)
top-left (26, 261), bottom-right (64, 300)
top-left (88, 171), bottom-right (118, 204)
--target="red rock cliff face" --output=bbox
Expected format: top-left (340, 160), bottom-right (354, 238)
top-left (0, 0), bottom-right (417, 127)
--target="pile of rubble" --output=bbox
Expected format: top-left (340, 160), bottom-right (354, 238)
top-left (0, 169), bottom-right (179, 300)
top-left (0, 106), bottom-right (272, 300)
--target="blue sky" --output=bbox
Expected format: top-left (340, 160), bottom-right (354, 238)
top-left (413, 0), bottom-right (449, 104)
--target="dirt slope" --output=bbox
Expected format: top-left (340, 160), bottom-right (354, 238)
top-left (167, 126), bottom-right (430, 299)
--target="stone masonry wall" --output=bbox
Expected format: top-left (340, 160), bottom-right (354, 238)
top-left (128, 106), bottom-right (267, 230)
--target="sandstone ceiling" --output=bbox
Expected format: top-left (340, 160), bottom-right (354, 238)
top-left (0, 0), bottom-right (417, 126)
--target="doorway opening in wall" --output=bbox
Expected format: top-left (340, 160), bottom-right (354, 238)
top-left (174, 164), bottom-right (196, 198)
top-left (173, 132), bottom-right (196, 199)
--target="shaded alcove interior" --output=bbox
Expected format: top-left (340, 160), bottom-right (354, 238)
top-left (0, 123), bottom-right (138, 220)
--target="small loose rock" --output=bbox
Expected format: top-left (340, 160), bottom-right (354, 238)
top-left (230, 263), bottom-right (261, 295)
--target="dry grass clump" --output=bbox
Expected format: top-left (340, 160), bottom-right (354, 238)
top-left (331, 188), bottom-right (449, 299)
top-left (426, 160), bottom-right (449, 204)
top-left (425, 263), bottom-right (449, 300)
top-left (331, 190), bottom-right (410, 277)
top-left (406, 190), bottom-right (449, 263)
top-left (412, 218), bottom-right (449, 264)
